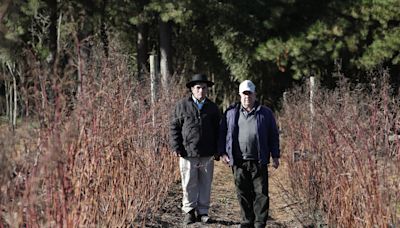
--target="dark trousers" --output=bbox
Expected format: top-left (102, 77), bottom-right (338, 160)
top-left (232, 160), bottom-right (269, 227)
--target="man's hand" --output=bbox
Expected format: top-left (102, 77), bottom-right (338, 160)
top-left (173, 151), bottom-right (182, 157)
top-left (272, 158), bottom-right (279, 169)
top-left (221, 154), bottom-right (230, 165)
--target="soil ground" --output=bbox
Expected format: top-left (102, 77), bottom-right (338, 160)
top-left (148, 160), bottom-right (302, 227)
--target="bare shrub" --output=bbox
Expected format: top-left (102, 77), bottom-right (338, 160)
top-left (1, 44), bottom-right (180, 226)
top-left (280, 70), bottom-right (400, 227)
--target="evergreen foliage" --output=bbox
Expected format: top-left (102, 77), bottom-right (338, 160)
top-left (256, 0), bottom-right (400, 81)
top-left (0, 0), bottom-right (399, 107)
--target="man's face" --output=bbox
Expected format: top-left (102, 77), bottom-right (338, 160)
top-left (240, 91), bottom-right (256, 109)
top-left (191, 82), bottom-right (208, 101)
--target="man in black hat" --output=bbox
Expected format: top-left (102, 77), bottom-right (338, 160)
top-left (170, 73), bottom-right (221, 225)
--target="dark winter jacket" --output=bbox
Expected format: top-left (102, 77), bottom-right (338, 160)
top-left (218, 102), bottom-right (280, 165)
top-left (170, 96), bottom-right (220, 157)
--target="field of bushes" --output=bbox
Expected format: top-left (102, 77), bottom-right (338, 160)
top-left (279, 70), bottom-right (400, 227)
top-left (0, 49), bottom-right (180, 227)
top-left (1, 47), bottom-right (399, 226)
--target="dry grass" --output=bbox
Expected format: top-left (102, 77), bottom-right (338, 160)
top-left (279, 70), bottom-right (400, 227)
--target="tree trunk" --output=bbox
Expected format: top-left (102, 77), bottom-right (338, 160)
top-left (100, 0), bottom-right (109, 57)
top-left (136, 0), bottom-right (149, 79)
top-left (0, 0), bottom-right (12, 51)
top-left (0, 0), bottom-right (11, 33)
top-left (137, 23), bottom-right (148, 78)
top-left (159, 20), bottom-right (172, 90)
top-left (45, 0), bottom-right (58, 64)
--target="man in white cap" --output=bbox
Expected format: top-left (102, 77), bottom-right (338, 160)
top-left (170, 73), bottom-right (220, 225)
top-left (218, 80), bottom-right (280, 228)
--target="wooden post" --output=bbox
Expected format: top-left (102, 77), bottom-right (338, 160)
top-left (280, 91), bottom-right (288, 147)
top-left (310, 76), bottom-right (315, 117)
top-left (283, 91), bottom-right (288, 108)
top-left (12, 73), bottom-right (17, 129)
top-left (5, 78), bottom-right (9, 120)
top-left (211, 72), bottom-right (215, 101)
top-left (150, 54), bottom-right (160, 153)
top-left (150, 54), bottom-right (158, 127)
top-left (309, 76), bottom-right (315, 142)
top-left (6, 62), bottom-right (17, 130)
top-left (8, 80), bottom-right (12, 126)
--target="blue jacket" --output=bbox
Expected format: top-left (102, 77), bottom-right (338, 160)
top-left (218, 102), bottom-right (280, 165)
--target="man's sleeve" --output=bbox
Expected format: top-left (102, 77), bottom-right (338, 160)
top-left (211, 106), bottom-right (222, 159)
top-left (170, 103), bottom-right (185, 153)
top-left (217, 110), bottom-right (228, 156)
top-left (268, 110), bottom-right (280, 159)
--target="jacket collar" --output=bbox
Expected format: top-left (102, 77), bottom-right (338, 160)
top-left (187, 95), bottom-right (210, 104)
top-left (235, 100), bottom-right (260, 111)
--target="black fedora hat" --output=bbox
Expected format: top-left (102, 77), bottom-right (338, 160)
top-left (186, 73), bottom-right (214, 88)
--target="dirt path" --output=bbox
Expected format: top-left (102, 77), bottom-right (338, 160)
top-left (148, 160), bottom-right (302, 227)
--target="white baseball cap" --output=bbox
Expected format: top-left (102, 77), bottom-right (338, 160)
top-left (239, 80), bottom-right (256, 94)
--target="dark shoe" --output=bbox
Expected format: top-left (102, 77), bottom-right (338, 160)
top-left (183, 209), bottom-right (196, 225)
top-left (198, 214), bottom-right (210, 224)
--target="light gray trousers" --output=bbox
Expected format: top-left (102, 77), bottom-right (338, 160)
top-left (179, 156), bottom-right (214, 215)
